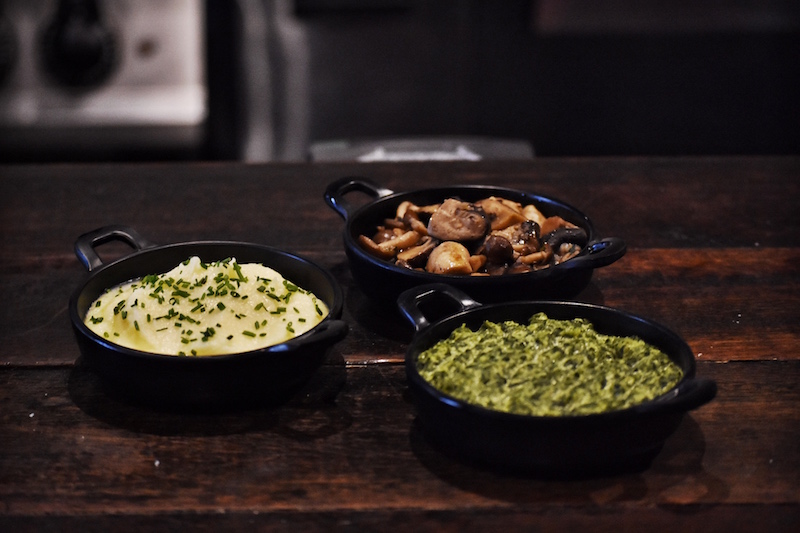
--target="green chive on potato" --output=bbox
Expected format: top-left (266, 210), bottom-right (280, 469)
top-left (85, 257), bottom-right (327, 356)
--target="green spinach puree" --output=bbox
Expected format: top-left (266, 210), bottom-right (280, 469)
top-left (416, 313), bottom-right (684, 416)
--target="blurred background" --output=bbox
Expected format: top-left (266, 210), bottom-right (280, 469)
top-left (0, 0), bottom-right (798, 163)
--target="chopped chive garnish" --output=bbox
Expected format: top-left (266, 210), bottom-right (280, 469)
top-left (84, 256), bottom-right (326, 354)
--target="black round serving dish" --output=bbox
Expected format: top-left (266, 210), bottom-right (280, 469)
top-left (324, 177), bottom-right (626, 305)
top-left (69, 225), bottom-right (348, 411)
top-left (398, 284), bottom-right (717, 477)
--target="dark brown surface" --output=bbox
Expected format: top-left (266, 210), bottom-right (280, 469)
top-left (1, 157), bottom-right (799, 531)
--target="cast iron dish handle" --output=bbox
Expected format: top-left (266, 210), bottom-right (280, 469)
top-left (325, 177), bottom-right (626, 268)
top-left (561, 237), bottom-right (627, 270)
top-left (74, 224), bottom-right (157, 272)
top-left (324, 177), bottom-right (395, 221)
top-left (398, 283), bottom-right (717, 416)
top-left (397, 283), bottom-right (482, 334)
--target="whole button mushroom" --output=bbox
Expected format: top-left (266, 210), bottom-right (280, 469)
top-left (482, 234), bottom-right (514, 263)
top-left (426, 241), bottom-right (473, 275)
top-left (427, 199), bottom-right (488, 242)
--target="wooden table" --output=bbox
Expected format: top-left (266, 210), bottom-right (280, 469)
top-left (1, 157), bottom-right (798, 531)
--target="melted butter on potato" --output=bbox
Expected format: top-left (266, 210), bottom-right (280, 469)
top-left (84, 256), bottom-right (328, 356)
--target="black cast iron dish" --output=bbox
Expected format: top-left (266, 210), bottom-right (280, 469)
top-left (398, 284), bottom-right (717, 477)
top-left (324, 177), bottom-right (627, 305)
top-left (69, 225), bottom-right (348, 411)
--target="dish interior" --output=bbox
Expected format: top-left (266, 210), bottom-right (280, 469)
top-left (407, 301), bottom-right (696, 418)
top-left (72, 242), bottom-right (343, 358)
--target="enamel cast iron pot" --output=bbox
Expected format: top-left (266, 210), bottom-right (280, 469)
top-left (397, 284), bottom-right (717, 477)
top-left (69, 225), bottom-right (348, 411)
top-left (324, 177), bottom-right (627, 305)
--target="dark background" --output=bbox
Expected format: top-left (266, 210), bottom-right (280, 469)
top-left (270, 0), bottom-right (799, 157)
top-left (4, 0), bottom-right (799, 161)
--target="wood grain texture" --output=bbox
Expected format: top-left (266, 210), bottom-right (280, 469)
top-left (0, 246), bottom-right (796, 365)
top-left (0, 362), bottom-right (798, 529)
top-left (1, 157), bottom-right (798, 530)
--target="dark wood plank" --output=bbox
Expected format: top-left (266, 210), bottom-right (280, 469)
top-left (1, 157), bottom-right (798, 530)
top-left (1, 361), bottom-right (797, 520)
top-left (2, 505), bottom-right (799, 533)
top-left (2, 159), bottom-right (798, 364)
top-left (1, 157), bottom-right (798, 259)
top-left (1, 247), bottom-right (796, 365)
top-left (596, 248), bottom-right (800, 362)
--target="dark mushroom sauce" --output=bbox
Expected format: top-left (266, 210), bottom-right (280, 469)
top-left (357, 196), bottom-right (588, 276)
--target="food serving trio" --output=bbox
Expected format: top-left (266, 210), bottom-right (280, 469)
top-left (3, 157), bottom-right (797, 531)
top-left (68, 177), bottom-right (716, 477)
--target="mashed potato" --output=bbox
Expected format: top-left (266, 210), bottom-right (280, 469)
top-left (84, 256), bottom-right (328, 356)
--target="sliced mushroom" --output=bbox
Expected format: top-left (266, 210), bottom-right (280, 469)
top-left (476, 197), bottom-right (527, 231)
top-left (543, 227), bottom-right (588, 249)
top-left (395, 200), bottom-right (415, 219)
top-left (555, 242), bottom-right (582, 263)
top-left (505, 261), bottom-right (533, 274)
top-left (416, 203), bottom-right (440, 216)
top-left (426, 241), bottom-right (473, 275)
top-left (469, 254), bottom-right (487, 272)
top-left (508, 220), bottom-right (541, 256)
top-left (359, 230), bottom-right (421, 260)
top-left (401, 208), bottom-right (429, 236)
top-left (396, 236), bottom-right (437, 268)
top-left (382, 218), bottom-right (406, 230)
top-left (409, 218), bottom-right (428, 235)
top-left (427, 199), bottom-right (489, 242)
top-left (371, 227), bottom-right (396, 244)
top-left (519, 247), bottom-right (553, 265)
top-left (540, 215), bottom-right (577, 236)
top-left (484, 262), bottom-right (510, 276)
top-left (522, 204), bottom-right (546, 226)
top-left (358, 235), bottom-right (395, 260)
top-left (378, 230), bottom-right (421, 256)
top-left (358, 195), bottom-right (589, 277)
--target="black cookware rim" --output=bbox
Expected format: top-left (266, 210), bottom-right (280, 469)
top-left (69, 238), bottom-right (345, 364)
top-left (330, 180), bottom-right (625, 282)
top-left (401, 285), bottom-right (715, 425)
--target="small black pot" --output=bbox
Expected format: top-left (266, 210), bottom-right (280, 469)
top-left (324, 177), bottom-right (626, 305)
top-left (398, 284), bottom-right (717, 477)
top-left (69, 225), bottom-right (348, 411)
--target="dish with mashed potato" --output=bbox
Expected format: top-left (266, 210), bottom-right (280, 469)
top-left (85, 256), bottom-right (329, 356)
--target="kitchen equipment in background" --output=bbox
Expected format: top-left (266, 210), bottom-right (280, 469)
top-left (309, 136), bottom-right (534, 162)
top-left (0, 0), bottom-right (207, 162)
